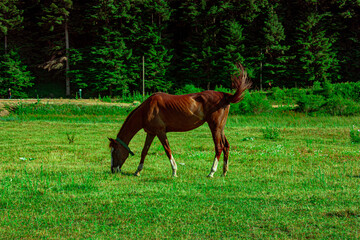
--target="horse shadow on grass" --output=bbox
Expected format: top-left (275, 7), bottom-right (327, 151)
top-left (102, 170), bottom-right (134, 176)
top-left (102, 169), bottom-right (173, 182)
top-left (348, 174), bottom-right (360, 178)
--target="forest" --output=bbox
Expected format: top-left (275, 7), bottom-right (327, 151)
top-left (0, 0), bottom-right (359, 98)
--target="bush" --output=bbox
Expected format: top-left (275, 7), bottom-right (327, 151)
top-left (175, 84), bottom-right (204, 95)
top-left (214, 85), bottom-right (231, 93)
top-left (350, 126), bottom-right (360, 143)
top-left (0, 50), bottom-right (34, 98)
top-left (297, 92), bottom-right (326, 113)
top-left (333, 82), bottom-right (360, 102)
top-left (235, 91), bottom-right (272, 115)
top-left (262, 126), bottom-right (280, 140)
top-left (99, 95), bottom-right (112, 103)
top-left (271, 87), bottom-right (286, 104)
top-left (268, 87), bottom-right (304, 105)
top-left (324, 95), bottom-right (360, 116)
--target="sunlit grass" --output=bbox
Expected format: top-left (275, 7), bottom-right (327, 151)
top-left (1, 112), bottom-right (360, 238)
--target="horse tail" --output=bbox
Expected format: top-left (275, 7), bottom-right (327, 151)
top-left (228, 63), bottom-right (251, 104)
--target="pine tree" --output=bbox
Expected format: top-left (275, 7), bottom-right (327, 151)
top-left (39, 0), bottom-right (73, 96)
top-left (294, 12), bottom-right (339, 86)
top-left (0, 0), bottom-right (23, 53)
top-left (136, 0), bottom-right (173, 92)
top-left (332, 0), bottom-right (360, 82)
top-left (262, 6), bottom-right (290, 87)
top-left (0, 50), bottom-right (34, 97)
top-left (217, 20), bottom-right (245, 87)
top-left (73, 0), bottom-right (136, 97)
top-left (179, 0), bottom-right (226, 89)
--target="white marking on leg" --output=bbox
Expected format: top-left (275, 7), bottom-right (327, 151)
top-left (208, 157), bottom-right (219, 177)
top-left (170, 155), bottom-right (178, 177)
top-left (170, 155), bottom-right (177, 170)
top-left (211, 157), bottom-right (219, 172)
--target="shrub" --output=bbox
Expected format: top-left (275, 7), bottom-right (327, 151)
top-left (268, 87), bottom-right (304, 105)
top-left (324, 95), bottom-right (360, 116)
top-left (99, 95), bottom-right (112, 103)
top-left (350, 126), bottom-right (360, 143)
top-left (0, 50), bottom-right (34, 98)
top-left (175, 84), bottom-right (204, 95)
top-left (333, 82), bottom-right (360, 102)
top-left (120, 91), bottom-right (150, 103)
top-left (214, 85), bottom-right (231, 93)
top-left (236, 91), bottom-right (272, 115)
top-left (262, 126), bottom-right (280, 140)
top-left (297, 92), bottom-right (326, 113)
top-left (271, 87), bottom-right (286, 104)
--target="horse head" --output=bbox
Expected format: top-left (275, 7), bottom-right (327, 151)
top-left (108, 138), bottom-right (130, 173)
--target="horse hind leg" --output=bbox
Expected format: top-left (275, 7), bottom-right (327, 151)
top-left (134, 133), bottom-right (155, 176)
top-left (222, 136), bottom-right (230, 177)
top-left (208, 132), bottom-right (223, 178)
top-left (208, 130), bottom-right (231, 177)
top-left (208, 156), bottom-right (220, 178)
top-left (157, 132), bottom-right (178, 177)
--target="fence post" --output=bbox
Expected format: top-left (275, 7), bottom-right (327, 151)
top-left (142, 56), bottom-right (145, 102)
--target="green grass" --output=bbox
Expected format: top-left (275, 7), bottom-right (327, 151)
top-left (1, 107), bottom-right (360, 238)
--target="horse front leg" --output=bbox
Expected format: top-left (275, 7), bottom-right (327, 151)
top-left (157, 132), bottom-right (178, 177)
top-left (134, 133), bottom-right (155, 176)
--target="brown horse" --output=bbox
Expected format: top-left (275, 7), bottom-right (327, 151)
top-left (109, 63), bottom-right (251, 177)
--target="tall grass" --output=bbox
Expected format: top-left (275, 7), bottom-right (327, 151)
top-left (5, 102), bottom-right (135, 116)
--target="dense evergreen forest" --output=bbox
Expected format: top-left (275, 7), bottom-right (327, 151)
top-left (0, 0), bottom-right (359, 98)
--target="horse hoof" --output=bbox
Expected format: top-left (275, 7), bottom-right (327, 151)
top-left (207, 174), bottom-right (214, 178)
top-left (134, 172), bottom-right (140, 177)
top-left (172, 174), bottom-right (178, 178)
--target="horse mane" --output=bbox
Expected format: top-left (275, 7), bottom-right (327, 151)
top-left (228, 63), bottom-right (252, 103)
top-left (121, 104), bottom-right (142, 129)
top-left (109, 104), bottom-right (142, 148)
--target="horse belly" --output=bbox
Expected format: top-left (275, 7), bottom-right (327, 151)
top-left (164, 115), bottom-right (205, 132)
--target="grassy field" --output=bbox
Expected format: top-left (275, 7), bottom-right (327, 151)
top-left (1, 104), bottom-right (360, 239)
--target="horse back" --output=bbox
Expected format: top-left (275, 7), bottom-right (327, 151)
top-left (141, 91), bottom-right (230, 133)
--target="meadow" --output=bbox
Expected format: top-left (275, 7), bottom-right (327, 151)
top-left (0, 102), bottom-right (360, 239)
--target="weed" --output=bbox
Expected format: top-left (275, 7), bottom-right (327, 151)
top-left (350, 126), bottom-right (360, 143)
top-left (262, 126), bottom-right (280, 140)
top-left (65, 132), bottom-right (76, 144)
top-left (242, 137), bottom-right (254, 141)
top-left (99, 95), bottom-right (112, 103)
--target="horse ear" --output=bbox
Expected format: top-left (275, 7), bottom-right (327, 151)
top-left (108, 138), bottom-right (117, 147)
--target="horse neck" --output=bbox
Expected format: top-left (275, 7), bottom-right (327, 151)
top-left (117, 107), bottom-right (142, 144)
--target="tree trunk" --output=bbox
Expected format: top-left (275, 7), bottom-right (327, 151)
top-left (4, 35), bottom-right (7, 54)
top-left (65, 19), bottom-right (70, 96)
top-left (260, 49), bottom-right (263, 91)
